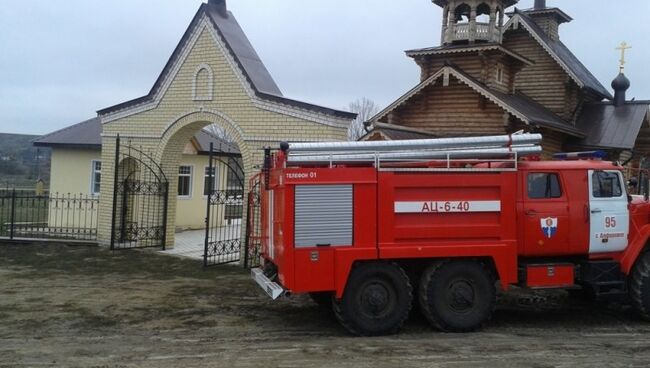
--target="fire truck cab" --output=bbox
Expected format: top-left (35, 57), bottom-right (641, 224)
top-left (251, 134), bottom-right (650, 336)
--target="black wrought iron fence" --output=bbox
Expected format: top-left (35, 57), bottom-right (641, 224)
top-left (244, 174), bottom-right (263, 269)
top-left (0, 189), bottom-right (99, 242)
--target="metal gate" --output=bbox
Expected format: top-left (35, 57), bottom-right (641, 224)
top-left (111, 136), bottom-right (169, 250)
top-left (203, 143), bottom-right (245, 266)
top-left (243, 173), bottom-right (263, 269)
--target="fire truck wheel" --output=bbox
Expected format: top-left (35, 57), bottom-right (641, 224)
top-left (630, 251), bottom-right (650, 320)
top-left (309, 292), bottom-right (333, 309)
top-left (333, 262), bottom-right (413, 336)
top-left (419, 260), bottom-right (495, 332)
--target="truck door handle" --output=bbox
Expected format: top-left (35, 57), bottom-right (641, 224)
top-left (591, 208), bottom-right (602, 213)
top-left (525, 210), bottom-right (537, 216)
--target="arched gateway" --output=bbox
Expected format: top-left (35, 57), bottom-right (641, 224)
top-left (95, 0), bottom-right (355, 255)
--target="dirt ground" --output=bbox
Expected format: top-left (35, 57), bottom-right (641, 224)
top-left (1, 244), bottom-right (650, 368)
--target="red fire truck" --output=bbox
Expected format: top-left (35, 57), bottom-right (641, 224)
top-left (250, 133), bottom-right (650, 336)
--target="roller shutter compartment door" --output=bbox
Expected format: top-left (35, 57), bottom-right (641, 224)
top-left (294, 185), bottom-right (353, 247)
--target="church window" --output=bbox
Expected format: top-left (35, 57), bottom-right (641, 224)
top-left (192, 63), bottom-right (214, 101)
top-left (496, 66), bottom-right (504, 84)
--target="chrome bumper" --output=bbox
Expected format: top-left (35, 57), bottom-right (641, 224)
top-left (251, 268), bottom-right (285, 300)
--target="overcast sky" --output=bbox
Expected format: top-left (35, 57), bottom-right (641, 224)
top-left (0, 0), bottom-right (648, 135)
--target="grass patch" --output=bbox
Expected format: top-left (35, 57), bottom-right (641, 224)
top-left (0, 243), bottom-right (245, 280)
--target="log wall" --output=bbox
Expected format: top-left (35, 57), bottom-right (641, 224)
top-left (419, 52), bottom-right (514, 94)
top-left (503, 29), bottom-right (581, 122)
top-left (380, 77), bottom-right (508, 137)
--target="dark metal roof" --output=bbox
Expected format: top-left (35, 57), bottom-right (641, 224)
top-left (33, 117), bottom-right (241, 156)
top-left (498, 92), bottom-right (583, 136)
top-left (519, 7), bottom-right (573, 23)
top-left (572, 102), bottom-right (650, 150)
top-left (510, 10), bottom-right (613, 100)
top-left (98, 2), bottom-right (355, 120)
top-left (254, 92), bottom-right (356, 119)
top-left (33, 117), bottom-right (102, 149)
top-left (194, 129), bottom-right (240, 155)
top-left (204, 4), bottom-right (281, 96)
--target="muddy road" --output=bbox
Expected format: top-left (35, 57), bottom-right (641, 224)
top-left (1, 244), bottom-right (650, 367)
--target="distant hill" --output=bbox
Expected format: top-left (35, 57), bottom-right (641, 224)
top-left (0, 133), bottom-right (51, 189)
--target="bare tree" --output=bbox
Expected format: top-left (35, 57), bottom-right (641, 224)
top-left (347, 97), bottom-right (380, 141)
top-left (204, 124), bottom-right (235, 143)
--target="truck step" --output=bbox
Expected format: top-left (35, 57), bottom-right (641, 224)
top-left (591, 280), bottom-right (626, 287)
top-left (576, 260), bottom-right (627, 300)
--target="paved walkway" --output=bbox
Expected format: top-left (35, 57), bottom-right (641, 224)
top-left (160, 229), bottom-right (205, 260)
top-left (160, 223), bottom-right (242, 261)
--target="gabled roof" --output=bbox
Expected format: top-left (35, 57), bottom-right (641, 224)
top-left (571, 101), bottom-right (650, 150)
top-left (204, 4), bottom-right (281, 97)
top-left (33, 117), bottom-right (102, 149)
top-left (194, 129), bottom-right (240, 155)
top-left (359, 123), bottom-right (437, 141)
top-left (518, 7), bottom-right (573, 24)
top-left (98, 1), bottom-right (355, 120)
top-left (504, 10), bottom-right (613, 100)
top-left (33, 117), bottom-right (240, 155)
top-left (369, 63), bottom-right (583, 137)
top-left (405, 43), bottom-right (534, 66)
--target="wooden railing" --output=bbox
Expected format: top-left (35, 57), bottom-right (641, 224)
top-left (448, 22), bottom-right (499, 43)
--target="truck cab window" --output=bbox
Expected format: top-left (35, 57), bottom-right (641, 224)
top-left (592, 171), bottom-right (622, 198)
top-left (528, 173), bottom-right (562, 199)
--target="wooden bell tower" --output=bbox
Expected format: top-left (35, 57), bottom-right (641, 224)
top-left (435, 0), bottom-right (518, 45)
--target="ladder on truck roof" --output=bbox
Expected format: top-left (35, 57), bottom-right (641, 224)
top-left (282, 133), bottom-right (542, 172)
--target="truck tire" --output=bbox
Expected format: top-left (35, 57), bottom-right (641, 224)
top-left (629, 251), bottom-right (650, 319)
top-left (419, 260), bottom-right (495, 332)
top-left (309, 292), bottom-right (333, 309)
top-left (333, 262), bottom-right (412, 336)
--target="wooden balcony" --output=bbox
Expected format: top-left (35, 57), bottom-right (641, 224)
top-left (444, 22), bottom-right (500, 44)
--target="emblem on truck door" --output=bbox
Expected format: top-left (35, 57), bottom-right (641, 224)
top-left (540, 217), bottom-right (558, 239)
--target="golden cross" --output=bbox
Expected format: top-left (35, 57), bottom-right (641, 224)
top-left (616, 41), bottom-right (632, 72)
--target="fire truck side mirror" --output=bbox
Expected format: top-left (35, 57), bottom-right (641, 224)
top-left (638, 172), bottom-right (650, 201)
top-left (628, 177), bottom-right (639, 188)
